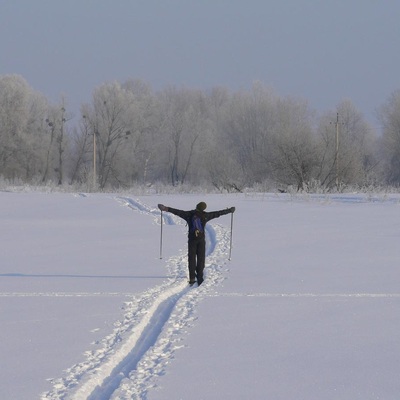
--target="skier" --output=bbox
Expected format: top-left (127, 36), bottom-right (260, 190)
top-left (158, 202), bottom-right (235, 286)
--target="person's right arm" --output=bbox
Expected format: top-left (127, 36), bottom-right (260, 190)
top-left (158, 204), bottom-right (189, 220)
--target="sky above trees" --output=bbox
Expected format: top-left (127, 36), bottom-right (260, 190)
top-left (1, 1), bottom-right (400, 127)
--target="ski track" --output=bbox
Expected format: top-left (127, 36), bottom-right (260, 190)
top-left (41, 197), bottom-right (231, 400)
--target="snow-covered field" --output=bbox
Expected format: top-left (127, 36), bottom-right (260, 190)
top-left (1, 191), bottom-right (400, 400)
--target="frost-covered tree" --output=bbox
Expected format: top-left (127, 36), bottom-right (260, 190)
top-left (0, 74), bottom-right (48, 181)
top-left (80, 82), bottom-right (136, 189)
top-left (316, 100), bottom-right (375, 190)
top-left (268, 97), bottom-right (318, 190)
top-left (221, 83), bottom-right (277, 184)
top-left (155, 87), bottom-right (209, 186)
top-left (120, 80), bottom-right (160, 185)
top-left (68, 110), bottom-right (93, 186)
top-left (378, 90), bottom-right (400, 184)
top-left (43, 102), bottom-right (70, 185)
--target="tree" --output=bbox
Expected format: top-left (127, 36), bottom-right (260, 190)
top-left (204, 87), bottom-right (247, 191)
top-left (269, 97), bottom-right (318, 190)
top-left (378, 90), bottom-right (400, 184)
top-left (0, 74), bottom-right (48, 181)
top-left (316, 100), bottom-right (375, 190)
top-left (68, 110), bottom-right (93, 186)
top-left (80, 82), bottom-right (136, 189)
top-left (43, 102), bottom-right (70, 185)
top-left (120, 80), bottom-right (160, 185)
top-left (156, 87), bottom-right (207, 185)
top-left (222, 83), bottom-right (277, 184)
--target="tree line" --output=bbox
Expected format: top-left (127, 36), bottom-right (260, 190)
top-left (1, 74), bottom-right (400, 192)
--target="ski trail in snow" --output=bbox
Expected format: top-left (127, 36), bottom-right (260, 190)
top-left (41, 197), bottom-right (231, 400)
top-left (117, 197), bottom-right (176, 226)
top-left (74, 282), bottom-right (188, 400)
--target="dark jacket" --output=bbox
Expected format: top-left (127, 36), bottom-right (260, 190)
top-left (167, 207), bottom-right (231, 241)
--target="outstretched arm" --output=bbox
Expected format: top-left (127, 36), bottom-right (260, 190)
top-left (158, 204), bottom-right (190, 221)
top-left (205, 207), bottom-right (235, 222)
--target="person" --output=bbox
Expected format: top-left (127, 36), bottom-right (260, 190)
top-left (158, 202), bottom-right (235, 286)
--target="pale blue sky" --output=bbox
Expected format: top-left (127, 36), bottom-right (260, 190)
top-left (1, 0), bottom-right (399, 127)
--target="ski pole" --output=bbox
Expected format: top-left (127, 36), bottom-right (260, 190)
top-left (160, 210), bottom-right (163, 259)
top-left (229, 211), bottom-right (234, 261)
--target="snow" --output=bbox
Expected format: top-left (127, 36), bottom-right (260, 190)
top-left (1, 191), bottom-right (400, 399)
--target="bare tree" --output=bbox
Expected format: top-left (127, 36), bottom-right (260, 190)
top-left (42, 102), bottom-right (70, 185)
top-left (222, 83), bottom-right (277, 183)
top-left (268, 97), bottom-right (318, 190)
top-left (0, 74), bottom-right (48, 181)
top-left (378, 90), bottom-right (400, 184)
top-left (81, 82), bottom-right (136, 189)
top-left (156, 87), bottom-right (206, 185)
top-left (120, 80), bottom-right (160, 185)
top-left (42, 116), bottom-right (56, 182)
top-left (316, 100), bottom-right (375, 190)
top-left (68, 110), bottom-right (93, 185)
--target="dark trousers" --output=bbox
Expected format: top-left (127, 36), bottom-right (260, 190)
top-left (188, 238), bottom-right (205, 284)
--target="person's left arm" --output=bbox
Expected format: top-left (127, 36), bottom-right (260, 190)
top-left (205, 207), bottom-right (235, 222)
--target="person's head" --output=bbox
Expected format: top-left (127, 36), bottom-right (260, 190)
top-left (196, 201), bottom-right (207, 212)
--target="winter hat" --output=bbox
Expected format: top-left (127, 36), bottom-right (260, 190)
top-left (196, 202), bottom-right (207, 211)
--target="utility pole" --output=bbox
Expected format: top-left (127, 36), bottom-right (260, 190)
top-left (330, 113), bottom-right (343, 189)
top-left (93, 130), bottom-right (97, 190)
top-left (58, 107), bottom-right (66, 185)
top-left (335, 112), bottom-right (339, 188)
